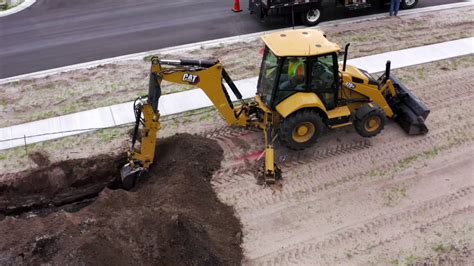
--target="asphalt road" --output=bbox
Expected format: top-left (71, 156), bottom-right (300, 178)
top-left (0, 0), bottom-right (463, 79)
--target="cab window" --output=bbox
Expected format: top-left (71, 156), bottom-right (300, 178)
top-left (273, 57), bottom-right (307, 105)
top-left (311, 54), bottom-right (335, 91)
top-left (310, 54), bottom-right (337, 109)
top-left (258, 48), bottom-right (279, 104)
top-left (279, 57), bottom-right (306, 92)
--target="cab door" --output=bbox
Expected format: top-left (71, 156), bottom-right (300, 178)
top-left (308, 53), bottom-right (339, 110)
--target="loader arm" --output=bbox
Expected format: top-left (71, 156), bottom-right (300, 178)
top-left (120, 57), bottom-right (279, 189)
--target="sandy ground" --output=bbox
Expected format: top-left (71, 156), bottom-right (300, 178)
top-left (0, 6), bottom-right (472, 127)
top-left (1, 53), bottom-right (473, 264)
top-left (209, 56), bottom-right (474, 264)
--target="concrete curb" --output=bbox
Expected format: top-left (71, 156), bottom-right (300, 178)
top-left (0, 1), bottom-right (471, 84)
top-left (0, 0), bottom-right (36, 17)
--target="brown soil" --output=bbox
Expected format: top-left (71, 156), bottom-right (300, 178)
top-left (0, 134), bottom-right (243, 265)
top-left (27, 151), bottom-right (51, 167)
top-left (0, 153), bottom-right (124, 216)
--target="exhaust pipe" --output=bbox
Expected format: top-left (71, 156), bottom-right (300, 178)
top-left (343, 43), bottom-right (350, 71)
top-left (384, 60), bottom-right (391, 83)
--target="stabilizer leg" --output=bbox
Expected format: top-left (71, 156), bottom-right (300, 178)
top-left (257, 114), bottom-right (282, 184)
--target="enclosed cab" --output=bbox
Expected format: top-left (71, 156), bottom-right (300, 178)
top-left (256, 29), bottom-right (428, 150)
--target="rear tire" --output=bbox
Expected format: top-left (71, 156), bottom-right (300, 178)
top-left (354, 105), bottom-right (387, 137)
top-left (401, 0), bottom-right (418, 9)
top-left (279, 109), bottom-right (325, 150)
top-left (300, 7), bottom-right (322, 26)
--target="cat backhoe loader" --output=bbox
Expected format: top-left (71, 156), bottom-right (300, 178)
top-left (119, 29), bottom-right (429, 190)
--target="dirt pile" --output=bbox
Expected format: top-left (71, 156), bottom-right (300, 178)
top-left (0, 134), bottom-right (243, 265)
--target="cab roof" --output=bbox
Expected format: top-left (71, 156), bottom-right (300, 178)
top-left (261, 29), bottom-right (341, 57)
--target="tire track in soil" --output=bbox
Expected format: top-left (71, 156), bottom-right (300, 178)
top-left (240, 145), bottom-right (474, 258)
top-left (255, 200), bottom-right (474, 265)
top-left (211, 72), bottom-right (474, 202)
top-left (217, 121), bottom-right (473, 211)
top-left (208, 72), bottom-right (473, 179)
top-left (199, 66), bottom-right (474, 263)
top-left (212, 140), bottom-right (372, 189)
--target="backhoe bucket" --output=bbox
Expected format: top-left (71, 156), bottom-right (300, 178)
top-left (120, 163), bottom-right (143, 190)
top-left (388, 76), bottom-right (430, 135)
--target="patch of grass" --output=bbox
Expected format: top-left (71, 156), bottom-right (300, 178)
top-left (383, 185), bottom-right (408, 206)
top-left (368, 169), bottom-right (385, 177)
top-left (390, 258), bottom-right (400, 265)
top-left (2, 0), bottom-right (23, 10)
top-left (404, 254), bottom-right (418, 265)
top-left (366, 132), bottom-right (470, 180)
top-left (423, 146), bottom-right (439, 158)
top-left (0, 154), bottom-right (7, 160)
top-left (432, 243), bottom-right (454, 254)
top-left (0, 98), bottom-right (8, 108)
top-left (351, 35), bottom-right (371, 42)
top-left (397, 155), bottom-right (419, 170)
top-left (345, 250), bottom-right (353, 259)
top-left (143, 55), bottom-right (157, 62)
top-left (63, 103), bottom-right (78, 114)
top-left (98, 128), bottom-right (121, 143)
top-left (137, 91), bottom-right (148, 97)
top-left (30, 110), bottom-right (57, 121)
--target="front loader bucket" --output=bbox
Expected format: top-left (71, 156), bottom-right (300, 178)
top-left (388, 76), bottom-right (430, 135)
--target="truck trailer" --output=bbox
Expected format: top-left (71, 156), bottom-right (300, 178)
top-left (248, 0), bottom-right (419, 26)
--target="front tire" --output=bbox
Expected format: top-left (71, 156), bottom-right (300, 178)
top-left (279, 109), bottom-right (325, 150)
top-left (300, 7), bottom-right (322, 26)
top-left (354, 105), bottom-right (387, 137)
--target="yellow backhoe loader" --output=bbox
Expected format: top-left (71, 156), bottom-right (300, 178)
top-left (119, 29), bottom-right (429, 190)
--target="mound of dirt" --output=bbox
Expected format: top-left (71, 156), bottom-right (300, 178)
top-left (0, 134), bottom-right (243, 265)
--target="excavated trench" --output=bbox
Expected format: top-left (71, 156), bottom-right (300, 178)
top-left (0, 153), bottom-right (125, 218)
top-left (0, 134), bottom-right (243, 265)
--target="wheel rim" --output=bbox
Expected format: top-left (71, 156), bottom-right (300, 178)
top-left (404, 0), bottom-right (416, 6)
top-left (292, 122), bottom-right (316, 143)
top-left (364, 116), bottom-right (381, 133)
top-left (306, 9), bottom-right (321, 23)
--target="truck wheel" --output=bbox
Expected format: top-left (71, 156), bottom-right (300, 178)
top-left (279, 109), bottom-right (324, 150)
top-left (401, 0), bottom-right (418, 9)
top-left (354, 104), bottom-right (387, 137)
top-left (301, 8), bottom-right (322, 26)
